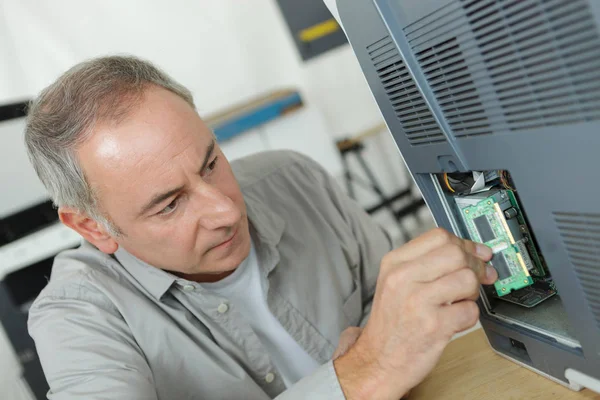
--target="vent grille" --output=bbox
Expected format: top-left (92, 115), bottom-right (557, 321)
top-left (368, 36), bottom-right (446, 145)
top-left (554, 212), bottom-right (600, 330)
top-left (414, 37), bottom-right (491, 138)
top-left (406, 0), bottom-right (600, 138)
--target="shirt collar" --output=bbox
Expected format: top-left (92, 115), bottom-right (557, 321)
top-left (114, 246), bottom-right (177, 301)
top-left (244, 193), bottom-right (285, 248)
top-left (113, 193), bottom-right (286, 301)
top-left (245, 193), bottom-right (286, 276)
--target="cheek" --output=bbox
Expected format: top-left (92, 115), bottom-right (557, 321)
top-left (139, 215), bottom-right (198, 252)
top-left (217, 168), bottom-right (245, 209)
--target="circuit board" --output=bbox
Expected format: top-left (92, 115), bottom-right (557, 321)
top-left (461, 195), bottom-right (534, 296)
top-left (506, 190), bottom-right (547, 277)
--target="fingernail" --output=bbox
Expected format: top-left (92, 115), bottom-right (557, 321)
top-left (485, 265), bottom-right (498, 282)
top-left (476, 243), bottom-right (493, 259)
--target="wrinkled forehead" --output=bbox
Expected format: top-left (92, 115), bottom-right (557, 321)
top-left (76, 87), bottom-right (213, 214)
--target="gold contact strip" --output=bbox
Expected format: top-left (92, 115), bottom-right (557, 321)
top-left (494, 203), bottom-right (515, 244)
top-left (516, 253), bottom-right (531, 277)
top-left (493, 203), bottom-right (530, 277)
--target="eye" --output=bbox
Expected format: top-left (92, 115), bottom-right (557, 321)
top-left (158, 197), bottom-right (179, 216)
top-left (204, 157), bottom-right (218, 175)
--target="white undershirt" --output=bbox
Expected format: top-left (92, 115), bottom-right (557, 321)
top-left (200, 241), bottom-right (320, 387)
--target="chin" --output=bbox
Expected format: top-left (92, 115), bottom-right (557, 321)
top-left (208, 230), bottom-right (251, 274)
top-left (230, 231), bottom-right (252, 266)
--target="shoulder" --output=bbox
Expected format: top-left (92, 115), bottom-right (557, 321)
top-left (29, 242), bottom-right (122, 313)
top-left (230, 150), bottom-right (330, 189)
top-left (28, 242), bottom-right (132, 346)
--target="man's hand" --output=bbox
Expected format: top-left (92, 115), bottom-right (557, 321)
top-left (334, 228), bottom-right (496, 400)
top-left (333, 327), bottom-right (362, 360)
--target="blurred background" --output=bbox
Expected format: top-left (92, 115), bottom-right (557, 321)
top-left (0, 1), bottom-right (433, 398)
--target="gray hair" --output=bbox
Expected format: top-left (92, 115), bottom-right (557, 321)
top-left (25, 55), bottom-right (195, 236)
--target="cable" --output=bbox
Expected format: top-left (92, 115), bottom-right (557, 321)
top-left (500, 170), bottom-right (515, 191)
top-left (443, 173), bottom-right (456, 193)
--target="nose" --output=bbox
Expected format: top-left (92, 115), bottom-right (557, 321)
top-left (194, 183), bottom-right (241, 231)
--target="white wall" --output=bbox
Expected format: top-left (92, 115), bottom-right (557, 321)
top-left (222, 0), bottom-right (386, 135)
top-left (0, 0), bottom-right (425, 227)
top-left (0, 118), bottom-right (49, 218)
top-left (1, 1), bottom-right (253, 112)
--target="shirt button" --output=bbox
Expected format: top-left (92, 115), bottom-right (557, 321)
top-left (217, 303), bottom-right (229, 314)
top-left (182, 284), bottom-right (195, 292)
top-left (265, 372), bottom-right (275, 383)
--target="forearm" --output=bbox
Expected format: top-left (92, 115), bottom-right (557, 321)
top-left (333, 342), bottom-right (410, 400)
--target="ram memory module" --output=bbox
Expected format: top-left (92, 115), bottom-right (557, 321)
top-left (460, 195), bottom-right (533, 296)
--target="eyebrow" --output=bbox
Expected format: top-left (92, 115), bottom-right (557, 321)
top-left (138, 140), bottom-right (216, 216)
top-left (199, 140), bottom-right (216, 175)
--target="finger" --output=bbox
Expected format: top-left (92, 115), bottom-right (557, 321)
top-left (385, 228), bottom-right (460, 264)
top-left (334, 327), bottom-right (362, 357)
top-left (424, 268), bottom-right (481, 305)
top-left (441, 300), bottom-right (480, 335)
top-left (333, 327), bottom-right (362, 360)
top-left (461, 237), bottom-right (493, 261)
top-left (384, 228), bottom-right (492, 266)
top-left (409, 242), bottom-right (488, 282)
top-left (482, 263), bottom-right (499, 285)
top-left (339, 327), bottom-right (362, 345)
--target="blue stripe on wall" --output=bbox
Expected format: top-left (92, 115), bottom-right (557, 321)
top-left (212, 92), bottom-right (303, 142)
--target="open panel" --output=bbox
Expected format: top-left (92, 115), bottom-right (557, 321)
top-left (435, 170), bottom-right (580, 347)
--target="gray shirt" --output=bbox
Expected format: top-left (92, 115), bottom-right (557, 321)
top-left (28, 150), bottom-right (393, 400)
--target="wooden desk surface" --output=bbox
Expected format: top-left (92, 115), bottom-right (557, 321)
top-left (409, 329), bottom-right (600, 400)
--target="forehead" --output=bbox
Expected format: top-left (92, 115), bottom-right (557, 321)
top-left (77, 87), bottom-right (212, 210)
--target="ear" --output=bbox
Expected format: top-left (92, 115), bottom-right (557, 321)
top-left (58, 206), bottom-right (119, 254)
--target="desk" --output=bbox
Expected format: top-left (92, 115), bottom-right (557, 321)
top-left (410, 329), bottom-right (600, 400)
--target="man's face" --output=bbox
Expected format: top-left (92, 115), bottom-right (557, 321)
top-left (76, 86), bottom-right (250, 278)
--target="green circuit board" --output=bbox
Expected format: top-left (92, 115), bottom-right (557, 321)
top-left (506, 190), bottom-right (547, 277)
top-left (460, 195), bottom-right (533, 296)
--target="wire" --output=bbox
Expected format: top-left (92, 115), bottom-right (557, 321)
top-left (443, 173), bottom-right (456, 193)
top-left (500, 170), bottom-right (515, 191)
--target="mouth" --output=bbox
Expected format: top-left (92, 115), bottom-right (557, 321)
top-left (212, 227), bottom-right (239, 250)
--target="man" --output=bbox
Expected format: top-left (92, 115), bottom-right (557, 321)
top-left (25, 56), bottom-right (497, 399)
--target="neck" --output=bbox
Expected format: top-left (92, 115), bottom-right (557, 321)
top-left (175, 269), bottom-right (237, 283)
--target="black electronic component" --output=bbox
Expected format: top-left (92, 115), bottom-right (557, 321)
top-left (493, 280), bottom-right (557, 308)
top-left (473, 215), bottom-right (496, 243)
top-left (492, 253), bottom-right (512, 281)
top-left (504, 207), bottom-right (518, 219)
top-left (534, 279), bottom-right (554, 292)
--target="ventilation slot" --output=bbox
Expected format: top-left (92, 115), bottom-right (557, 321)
top-left (415, 37), bottom-right (491, 138)
top-left (368, 36), bottom-right (446, 145)
top-left (405, 0), bottom-right (600, 138)
top-left (554, 212), bottom-right (600, 330)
